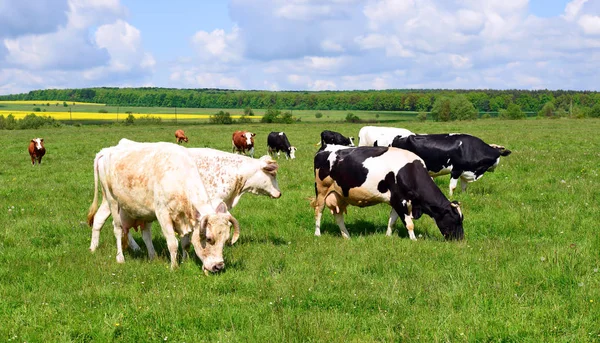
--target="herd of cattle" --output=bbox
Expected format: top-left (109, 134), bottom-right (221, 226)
top-left (28, 125), bottom-right (511, 274)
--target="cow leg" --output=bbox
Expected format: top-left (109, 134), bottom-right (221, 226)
top-left (140, 222), bottom-right (156, 260)
top-left (333, 213), bottom-right (350, 239)
top-left (127, 230), bottom-right (141, 251)
top-left (249, 147), bottom-right (255, 158)
top-left (38, 156), bottom-right (42, 164)
top-left (155, 210), bottom-right (179, 269)
top-left (386, 208), bottom-right (399, 236)
top-left (111, 212), bottom-right (127, 264)
top-left (404, 214), bottom-right (416, 241)
top-left (449, 170), bottom-right (463, 196)
top-left (31, 155), bottom-right (35, 166)
top-left (460, 177), bottom-right (469, 192)
top-left (313, 189), bottom-right (327, 236)
top-left (89, 198), bottom-right (111, 252)
top-left (180, 234), bottom-right (191, 261)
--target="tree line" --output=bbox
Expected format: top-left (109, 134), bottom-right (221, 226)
top-left (2, 87), bottom-right (600, 114)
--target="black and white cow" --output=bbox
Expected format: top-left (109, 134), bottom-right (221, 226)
top-left (391, 134), bottom-right (512, 195)
top-left (267, 132), bottom-right (297, 159)
top-left (317, 130), bottom-right (355, 149)
top-left (312, 145), bottom-right (464, 240)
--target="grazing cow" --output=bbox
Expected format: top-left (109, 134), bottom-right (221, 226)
top-left (87, 141), bottom-right (240, 273)
top-left (89, 140), bottom-right (281, 255)
top-left (316, 130), bottom-right (355, 149)
top-left (267, 132), bottom-right (297, 159)
top-left (28, 138), bottom-right (46, 165)
top-left (313, 145), bottom-right (464, 240)
top-left (175, 129), bottom-right (189, 144)
top-left (232, 130), bottom-right (256, 158)
top-left (358, 126), bottom-right (414, 147)
top-left (391, 134), bottom-right (512, 195)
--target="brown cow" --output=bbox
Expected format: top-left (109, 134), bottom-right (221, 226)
top-left (232, 130), bottom-right (256, 158)
top-left (28, 138), bottom-right (46, 166)
top-left (175, 129), bottom-right (189, 144)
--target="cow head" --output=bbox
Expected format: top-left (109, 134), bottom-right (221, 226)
top-left (191, 202), bottom-right (240, 273)
top-left (245, 132), bottom-right (256, 147)
top-left (32, 138), bottom-right (44, 150)
top-left (490, 144), bottom-right (511, 156)
top-left (348, 137), bottom-right (355, 147)
top-left (288, 146), bottom-right (297, 159)
top-left (435, 201), bottom-right (464, 240)
top-left (246, 156), bottom-right (281, 198)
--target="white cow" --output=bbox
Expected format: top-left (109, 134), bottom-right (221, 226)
top-left (87, 141), bottom-right (240, 273)
top-left (89, 140), bottom-right (281, 257)
top-left (358, 126), bottom-right (414, 147)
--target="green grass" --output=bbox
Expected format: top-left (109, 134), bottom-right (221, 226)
top-left (1, 119), bottom-right (599, 341)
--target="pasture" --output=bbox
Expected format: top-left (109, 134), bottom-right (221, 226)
top-left (0, 119), bottom-right (599, 342)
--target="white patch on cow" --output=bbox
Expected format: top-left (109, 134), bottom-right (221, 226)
top-left (33, 138), bottom-right (43, 150)
top-left (449, 177), bottom-right (459, 196)
top-left (460, 171), bottom-right (479, 182)
top-left (288, 146), bottom-right (296, 159)
top-left (458, 141), bottom-right (463, 146)
top-left (447, 158), bottom-right (451, 164)
top-left (449, 133), bottom-right (460, 136)
top-left (278, 132), bottom-right (284, 136)
top-left (244, 132), bottom-right (253, 146)
top-left (430, 164), bottom-right (453, 177)
top-left (358, 126), bottom-right (414, 147)
top-left (488, 157), bottom-right (501, 172)
top-left (348, 137), bottom-right (355, 147)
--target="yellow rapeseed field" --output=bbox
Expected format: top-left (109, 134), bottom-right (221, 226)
top-left (0, 110), bottom-right (255, 121)
top-left (0, 100), bottom-right (106, 106)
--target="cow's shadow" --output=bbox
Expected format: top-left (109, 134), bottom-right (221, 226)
top-left (125, 237), bottom-right (204, 266)
top-left (320, 220), bottom-right (424, 239)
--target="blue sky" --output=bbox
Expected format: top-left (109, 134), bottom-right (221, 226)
top-left (1, 0), bottom-right (599, 95)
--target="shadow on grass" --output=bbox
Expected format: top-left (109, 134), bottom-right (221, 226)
top-left (240, 234), bottom-right (288, 246)
top-left (320, 219), bottom-right (429, 240)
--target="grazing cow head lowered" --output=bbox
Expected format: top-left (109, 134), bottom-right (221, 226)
top-left (191, 202), bottom-right (240, 273)
top-left (312, 145), bottom-right (464, 241)
top-left (175, 129), bottom-right (189, 144)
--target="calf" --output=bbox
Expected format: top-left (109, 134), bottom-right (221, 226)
top-left (89, 140), bottom-right (281, 255)
top-left (267, 132), bottom-right (297, 159)
top-left (87, 141), bottom-right (240, 273)
top-left (317, 130), bottom-right (355, 149)
top-left (175, 129), bottom-right (189, 144)
top-left (232, 130), bottom-right (256, 158)
top-left (313, 145), bottom-right (464, 240)
top-left (358, 126), bottom-right (414, 147)
top-left (28, 138), bottom-right (46, 165)
top-left (391, 134), bottom-right (512, 195)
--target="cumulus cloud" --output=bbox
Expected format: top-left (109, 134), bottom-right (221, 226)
top-left (191, 26), bottom-right (244, 62)
top-left (0, 0), bottom-right (153, 94)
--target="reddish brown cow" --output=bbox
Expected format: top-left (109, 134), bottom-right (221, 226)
top-left (232, 130), bottom-right (256, 158)
top-left (175, 129), bottom-right (189, 144)
top-left (28, 138), bottom-right (46, 166)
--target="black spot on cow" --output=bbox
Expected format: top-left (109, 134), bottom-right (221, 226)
top-left (329, 147), bottom-right (388, 196)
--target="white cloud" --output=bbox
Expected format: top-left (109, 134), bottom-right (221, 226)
top-left (191, 26), bottom-right (243, 62)
top-left (578, 15), bottom-right (600, 35)
top-left (563, 0), bottom-right (589, 21)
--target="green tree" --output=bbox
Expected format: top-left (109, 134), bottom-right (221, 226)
top-left (450, 95), bottom-right (478, 120)
top-left (538, 102), bottom-right (555, 118)
top-left (499, 103), bottom-right (526, 120)
top-left (430, 97), bottom-right (451, 122)
top-left (588, 103), bottom-right (600, 118)
top-left (209, 111), bottom-right (234, 124)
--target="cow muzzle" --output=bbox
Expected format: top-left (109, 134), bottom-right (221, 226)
top-left (203, 260), bottom-right (225, 274)
top-left (271, 190), bottom-right (282, 199)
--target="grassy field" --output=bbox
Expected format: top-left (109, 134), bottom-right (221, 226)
top-left (0, 102), bottom-right (417, 123)
top-left (1, 119), bottom-right (599, 341)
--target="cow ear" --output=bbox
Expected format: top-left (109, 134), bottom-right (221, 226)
top-left (215, 202), bottom-right (228, 214)
top-left (40, 139), bottom-right (44, 142)
top-left (252, 133), bottom-right (256, 137)
top-left (31, 139), bottom-right (35, 142)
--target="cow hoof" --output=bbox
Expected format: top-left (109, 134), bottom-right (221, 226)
top-left (116, 254), bottom-right (125, 263)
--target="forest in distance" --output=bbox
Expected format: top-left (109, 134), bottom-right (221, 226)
top-left (2, 87), bottom-right (600, 114)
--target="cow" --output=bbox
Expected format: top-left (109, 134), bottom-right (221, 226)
top-left (391, 134), bottom-right (512, 196)
top-left (267, 132), bottom-right (297, 159)
top-left (28, 138), bottom-right (46, 166)
top-left (88, 140), bottom-right (281, 256)
top-left (232, 130), bottom-right (256, 158)
top-left (358, 126), bottom-right (414, 147)
top-left (312, 145), bottom-right (464, 240)
top-left (87, 141), bottom-right (240, 273)
top-left (316, 130), bottom-right (355, 149)
top-left (175, 129), bottom-right (189, 144)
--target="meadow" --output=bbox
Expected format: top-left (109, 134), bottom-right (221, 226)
top-left (0, 119), bottom-right (599, 342)
top-left (0, 101), bottom-right (417, 123)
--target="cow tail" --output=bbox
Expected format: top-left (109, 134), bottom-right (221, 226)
top-left (87, 153), bottom-right (101, 227)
